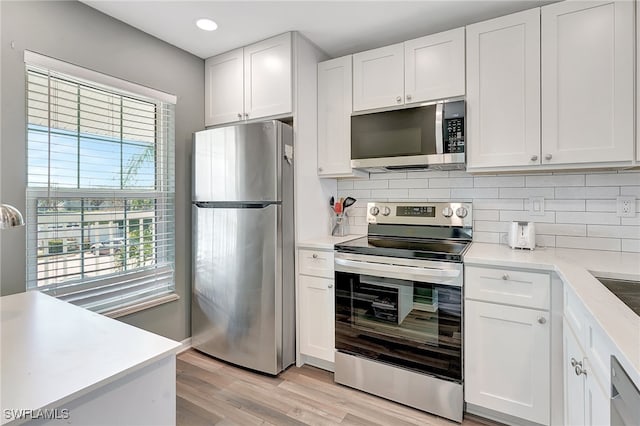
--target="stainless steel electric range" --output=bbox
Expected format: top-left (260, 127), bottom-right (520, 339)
top-left (334, 201), bottom-right (472, 423)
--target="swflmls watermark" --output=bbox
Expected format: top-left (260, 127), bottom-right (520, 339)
top-left (3, 408), bottom-right (70, 421)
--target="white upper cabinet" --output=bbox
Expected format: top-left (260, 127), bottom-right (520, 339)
top-left (541, 0), bottom-right (634, 164)
top-left (353, 30), bottom-right (466, 112)
top-left (244, 32), bottom-right (292, 121)
top-left (204, 33), bottom-right (292, 127)
top-left (466, 9), bottom-right (541, 169)
top-left (317, 56), bottom-right (360, 177)
top-left (405, 28), bottom-right (465, 104)
top-left (204, 48), bottom-right (244, 127)
top-left (352, 43), bottom-right (404, 111)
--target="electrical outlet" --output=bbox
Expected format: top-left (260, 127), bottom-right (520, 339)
top-left (529, 197), bottom-right (545, 216)
top-left (616, 196), bottom-right (636, 217)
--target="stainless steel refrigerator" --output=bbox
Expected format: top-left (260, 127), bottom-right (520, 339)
top-left (191, 120), bottom-right (295, 375)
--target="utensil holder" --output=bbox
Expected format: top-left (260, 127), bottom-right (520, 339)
top-left (331, 213), bottom-right (347, 237)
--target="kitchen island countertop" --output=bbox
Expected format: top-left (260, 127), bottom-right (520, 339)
top-left (0, 291), bottom-right (181, 425)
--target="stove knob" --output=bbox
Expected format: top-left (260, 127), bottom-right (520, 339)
top-left (442, 207), bottom-right (454, 218)
top-left (455, 207), bottom-right (468, 218)
top-left (381, 206), bottom-right (391, 216)
top-left (369, 206), bottom-right (380, 216)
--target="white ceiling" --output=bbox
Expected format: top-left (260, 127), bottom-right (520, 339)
top-left (82, 1), bottom-right (554, 59)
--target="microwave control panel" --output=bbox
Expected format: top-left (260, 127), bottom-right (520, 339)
top-left (444, 117), bottom-right (464, 154)
top-left (443, 100), bottom-right (465, 154)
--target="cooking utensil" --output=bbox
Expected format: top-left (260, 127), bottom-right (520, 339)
top-left (343, 197), bottom-right (356, 209)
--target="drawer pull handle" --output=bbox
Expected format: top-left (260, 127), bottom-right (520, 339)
top-left (575, 365), bottom-right (587, 377)
top-left (570, 358), bottom-right (578, 367)
top-left (328, 284), bottom-right (334, 288)
top-left (502, 274), bottom-right (510, 280)
top-left (312, 254), bottom-right (318, 259)
top-left (537, 317), bottom-right (546, 324)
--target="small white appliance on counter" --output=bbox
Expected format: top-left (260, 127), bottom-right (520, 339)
top-left (508, 221), bottom-right (536, 250)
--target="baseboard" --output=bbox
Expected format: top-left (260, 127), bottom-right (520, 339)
top-left (177, 337), bottom-right (192, 354)
top-left (466, 403), bottom-right (544, 426)
top-left (299, 354), bottom-right (335, 372)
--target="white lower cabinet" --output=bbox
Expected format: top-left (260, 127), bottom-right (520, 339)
top-left (465, 300), bottom-right (550, 424)
top-left (465, 265), bottom-right (552, 425)
top-left (299, 274), bottom-right (334, 362)
top-left (297, 248), bottom-right (335, 367)
top-left (563, 287), bottom-right (612, 426)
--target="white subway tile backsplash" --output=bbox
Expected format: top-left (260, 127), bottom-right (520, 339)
top-left (621, 240), bottom-right (640, 253)
top-left (474, 176), bottom-right (525, 188)
top-left (500, 187), bottom-right (555, 198)
top-left (337, 180), bottom-right (354, 190)
top-left (586, 172), bottom-right (640, 186)
top-left (585, 186), bottom-right (620, 199)
top-left (408, 188), bottom-right (451, 199)
top-left (473, 210), bottom-right (500, 221)
top-left (452, 188), bottom-right (498, 199)
top-left (586, 200), bottom-right (616, 212)
top-left (388, 179), bottom-right (429, 189)
top-left (335, 170), bottom-right (637, 252)
top-left (472, 231), bottom-right (501, 244)
top-left (353, 180), bottom-right (388, 189)
top-left (556, 211), bottom-right (620, 225)
top-left (526, 174), bottom-right (585, 187)
top-left (620, 186), bottom-right (640, 196)
top-left (535, 223), bottom-right (586, 237)
top-left (371, 188), bottom-right (409, 198)
top-left (473, 199), bottom-right (524, 210)
top-left (500, 210), bottom-right (556, 223)
top-left (474, 221), bottom-right (509, 233)
top-left (587, 225), bottom-right (640, 239)
top-left (429, 177), bottom-right (474, 188)
top-left (556, 236), bottom-right (621, 251)
top-left (543, 200), bottom-right (585, 212)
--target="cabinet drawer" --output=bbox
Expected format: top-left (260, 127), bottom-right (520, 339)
top-left (465, 266), bottom-right (550, 310)
top-left (298, 249), bottom-right (334, 278)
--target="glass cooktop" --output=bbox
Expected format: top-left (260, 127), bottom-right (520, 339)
top-left (335, 236), bottom-right (470, 263)
top-left (596, 277), bottom-right (640, 317)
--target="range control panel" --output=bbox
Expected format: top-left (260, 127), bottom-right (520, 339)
top-left (367, 201), bottom-right (472, 227)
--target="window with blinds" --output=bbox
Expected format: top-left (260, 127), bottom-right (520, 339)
top-left (25, 60), bottom-right (176, 316)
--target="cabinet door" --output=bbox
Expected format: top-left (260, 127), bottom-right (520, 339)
top-left (465, 300), bottom-right (550, 424)
top-left (204, 48), bottom-right (244, 127)
top-left (584, 363), bottom-right (610, 426)
top-left (317, 56), bottom-right (353, 176)
top-left (542, 0), bottom-right (634, 164)
top-left (244, 32), bottom-right (292, 120)
top-left (299, 275), bottom-right (335, 362)
top-left (404, 27), bottom-right (465, 104)
top-left (466, 9), bottom-right (541, 169)
top-left (352, 43), bottom-right (404, 111)
top-left (564, 320), bottom-right (586, 426)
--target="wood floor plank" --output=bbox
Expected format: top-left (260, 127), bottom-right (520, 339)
top-left (176, 349), bottom-right (499, 426)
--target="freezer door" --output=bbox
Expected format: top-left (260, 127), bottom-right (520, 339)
top-left (192, 204), bottom-right (286, 374)
top-left (193, 121), bottom-right (281, 202)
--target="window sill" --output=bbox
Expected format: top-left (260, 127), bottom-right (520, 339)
top-left (103, 292), bottom-right (180, 319)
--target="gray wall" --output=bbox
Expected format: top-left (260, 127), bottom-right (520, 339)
top-left (0, 0), bottom-right (204, 341)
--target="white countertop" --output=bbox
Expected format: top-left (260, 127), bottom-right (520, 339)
top-left (0, 291), bottom-right (181, 425)
top-left (297, 234), bottom-right (365, 250)
top-left (465, 243), bottom-right (640, 385)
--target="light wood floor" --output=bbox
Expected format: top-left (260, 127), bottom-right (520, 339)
top-left (177, 349), bottom-right (497, 426)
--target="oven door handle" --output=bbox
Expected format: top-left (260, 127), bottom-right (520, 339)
top-left (335, 257), bottom-right (461, 281)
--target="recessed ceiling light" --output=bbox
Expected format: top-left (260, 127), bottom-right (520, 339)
top-left (196, 18), bottom-right (218, 32)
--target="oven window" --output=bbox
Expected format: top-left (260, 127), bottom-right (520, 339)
top-left (351, 106), bottom-right (436, 159)
top-left (335, 272), bottom-right (462, 382)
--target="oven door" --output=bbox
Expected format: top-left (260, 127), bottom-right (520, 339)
top-left (335, 252), bottom-right (463, 383)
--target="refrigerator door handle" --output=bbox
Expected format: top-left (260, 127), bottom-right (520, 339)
top-left (194, 201), bottom-right (281, 209)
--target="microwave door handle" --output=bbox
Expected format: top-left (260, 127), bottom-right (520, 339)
top-left (435, 102), bottom-right (444, 154)
top-left (335, 257), bottom-right (460, 279)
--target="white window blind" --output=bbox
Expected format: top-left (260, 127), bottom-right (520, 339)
top-left (25, 57), bottom-right (176, 315)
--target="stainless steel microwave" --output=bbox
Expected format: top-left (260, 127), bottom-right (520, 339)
top-left (350, 100), bottom-right (465, 172)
